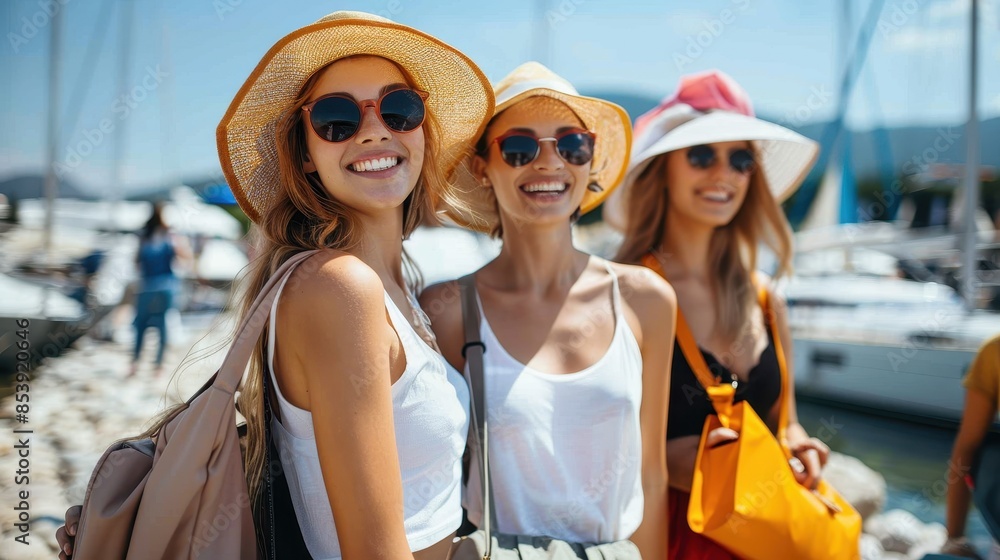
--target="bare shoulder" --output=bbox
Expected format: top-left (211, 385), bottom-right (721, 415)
top-left (282, 249), bottom-right (387, 330)
top-left (418, 279), bottom-right (465, 370)
top-left (608, 261), bottom-right (677, 315)
top-left (606, 261), bottom-right (676, 350)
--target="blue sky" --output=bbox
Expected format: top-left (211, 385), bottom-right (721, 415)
top-left (2, 0), bottom-right (998, 195)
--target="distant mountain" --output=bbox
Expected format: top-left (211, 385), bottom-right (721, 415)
top-left (0, 174), bottom-right (93, 201)
top-left (585, 89), bottom-right (999, 181)
top-left (121, 175), bottom-right (229, 202)
top-left (586, 92), bottom-right (1000, 179)
top-left (795, 118), bottom-right (1000, 179)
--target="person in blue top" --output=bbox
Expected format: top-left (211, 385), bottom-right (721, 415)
top-left (129, 201), bottom-right (192, 377)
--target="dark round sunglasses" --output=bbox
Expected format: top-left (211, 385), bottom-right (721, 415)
top-left (686, 144), bottom-right (756, 175)
top-left (489, 129), bottom-right (596, 168)
top-left (301, 88), bottom-right (428, 143)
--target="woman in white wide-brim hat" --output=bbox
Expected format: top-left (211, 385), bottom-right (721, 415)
top-left (422, 61), bottom-right (675, 559)
top-left (607, 70), bottom-right (826, 559)
top-left (57, 11), bottom-right (494, 560)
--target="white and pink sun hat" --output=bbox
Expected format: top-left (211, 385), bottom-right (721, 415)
top-left (603, 70), bottom-right (820, 231)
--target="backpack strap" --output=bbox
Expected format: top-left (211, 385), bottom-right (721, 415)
top-left (458, 274), bottom-right (496, 556)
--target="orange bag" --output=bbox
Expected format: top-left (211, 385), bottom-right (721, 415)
top-left (644, 254), bottom-right (862, 560)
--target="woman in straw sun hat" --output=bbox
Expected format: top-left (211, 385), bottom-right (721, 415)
top-left (421, 61), bottom-right (675, 559)
top-left (606, 70), bottom-right (826, 559)
top-left (56, 11), bottom-right (493, 560)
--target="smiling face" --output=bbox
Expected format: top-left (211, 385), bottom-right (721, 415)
top-left (663, 140), bottom-right (754, 228)
top-left (474, 97), bottom-right (592, 230)
top-left (301, 56), bottom-right (425, 217)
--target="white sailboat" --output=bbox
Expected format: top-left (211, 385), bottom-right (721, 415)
top-left (786, 0), bottom-right (1000, 426)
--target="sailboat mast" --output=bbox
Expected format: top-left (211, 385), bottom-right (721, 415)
top-left (533, 0), bottom-right (550, 67)
top-left (961, 0), bottom-right (980, 311)
top-left (111, 0), bottom-right (133, 230)
top-left (43, 3), bottom-right (63, 262)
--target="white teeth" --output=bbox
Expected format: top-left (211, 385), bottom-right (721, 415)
top-left (522, 181), bottom-right (566, 193)
top-left (699, 190), bottom-right (731, 202)
top-left (350, 156), bottom-right (399, 172)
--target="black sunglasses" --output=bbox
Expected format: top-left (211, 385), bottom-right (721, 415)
top-left (489, 129), bottom-right (596, 168)
top-left (301, 88), bottom-right (428, 143)
top-left (686, 144), bottom-right (756, 174)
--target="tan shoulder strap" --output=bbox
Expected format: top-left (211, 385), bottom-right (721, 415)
top-left (457, 274), bottom-right (496, 554)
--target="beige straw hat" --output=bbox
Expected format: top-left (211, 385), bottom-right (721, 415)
top-left (217, 11), bottom-right (495, 223)
top-left (446, 62), bottom-right (631, 233)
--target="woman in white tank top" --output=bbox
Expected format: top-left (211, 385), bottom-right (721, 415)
top-left (220, 14), bottom-right (494, 560)
top-left (117, 12), bottom-right (488, 560)
top-left (421, 63), bottom-right (676, 558)
top-left (57, 12), bottom-right (492, 560)
top-left (54, 14), bottom-right (492, 560)
top-left (213, 13), bottom-right (496, 560)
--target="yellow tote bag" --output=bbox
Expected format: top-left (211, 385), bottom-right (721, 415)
top-left (644, 255), bottom-right (861, 560)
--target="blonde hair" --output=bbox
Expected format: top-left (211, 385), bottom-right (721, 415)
top-left (615, 150), bottom-right (793, 342)
top-left (137, 56), bottom-right (468, 516)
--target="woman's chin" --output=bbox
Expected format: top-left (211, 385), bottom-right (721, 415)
top-left (330, 182), bottom-right (417, 214)
top-left (677, 207), bottom-right (740, 230)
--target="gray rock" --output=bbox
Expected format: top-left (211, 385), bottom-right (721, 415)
top-left (861, 532), bottom-right (886, 560)
top-left (865, 509), bottom-right (925, 554)
top-left (824, 451), bottom-right (887, 520)
top-left (908, 522), bottom-right (947, 559)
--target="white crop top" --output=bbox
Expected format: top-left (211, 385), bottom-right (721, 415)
top-left (266, 271), bottom-right (470, 559)
top-left (464, 260), bottom-right (645, 543)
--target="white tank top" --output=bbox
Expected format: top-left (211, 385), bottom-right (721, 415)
top-left (266, 271), bottom-right (470, 560)
top-left (464, 260), bottom-right (645, 543)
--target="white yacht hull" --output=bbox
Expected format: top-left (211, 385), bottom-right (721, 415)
top-left (792, 336), bottom-right (974, 424)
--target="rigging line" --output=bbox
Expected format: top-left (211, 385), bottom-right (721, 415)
top-left (863, 55), bottom-right (899, 220)
top-left (60, 0), bottom-right (115, 143)
top-left (788, 0), bottom-right (890, 227)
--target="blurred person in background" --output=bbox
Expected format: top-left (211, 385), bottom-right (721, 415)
top-left (128, 201), bottom-right (193, 377)
top-left (944, 334), bottom-right (1000, 559)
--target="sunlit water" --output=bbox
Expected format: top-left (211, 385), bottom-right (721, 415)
top-left (798, 399), bottom-right (996, 557)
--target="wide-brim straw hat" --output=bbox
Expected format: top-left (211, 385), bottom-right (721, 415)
top-left (603, 70), bottom-right (819, 231)
top-left (447, 62), bottom-right (631, 233)
top-left (217, 11), bottom-right (495, 223)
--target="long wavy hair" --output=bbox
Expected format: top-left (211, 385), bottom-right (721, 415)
top-left (614, 149), bottom-right (793, 342)
top-left (136, 56), bottom-right (466, 514)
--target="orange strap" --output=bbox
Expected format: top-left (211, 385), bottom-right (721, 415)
top-left (642, 252), bottom-right (790, 443)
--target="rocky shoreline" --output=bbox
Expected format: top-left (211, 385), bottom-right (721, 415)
top-left (0, 312), bottom-right (231, 558)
